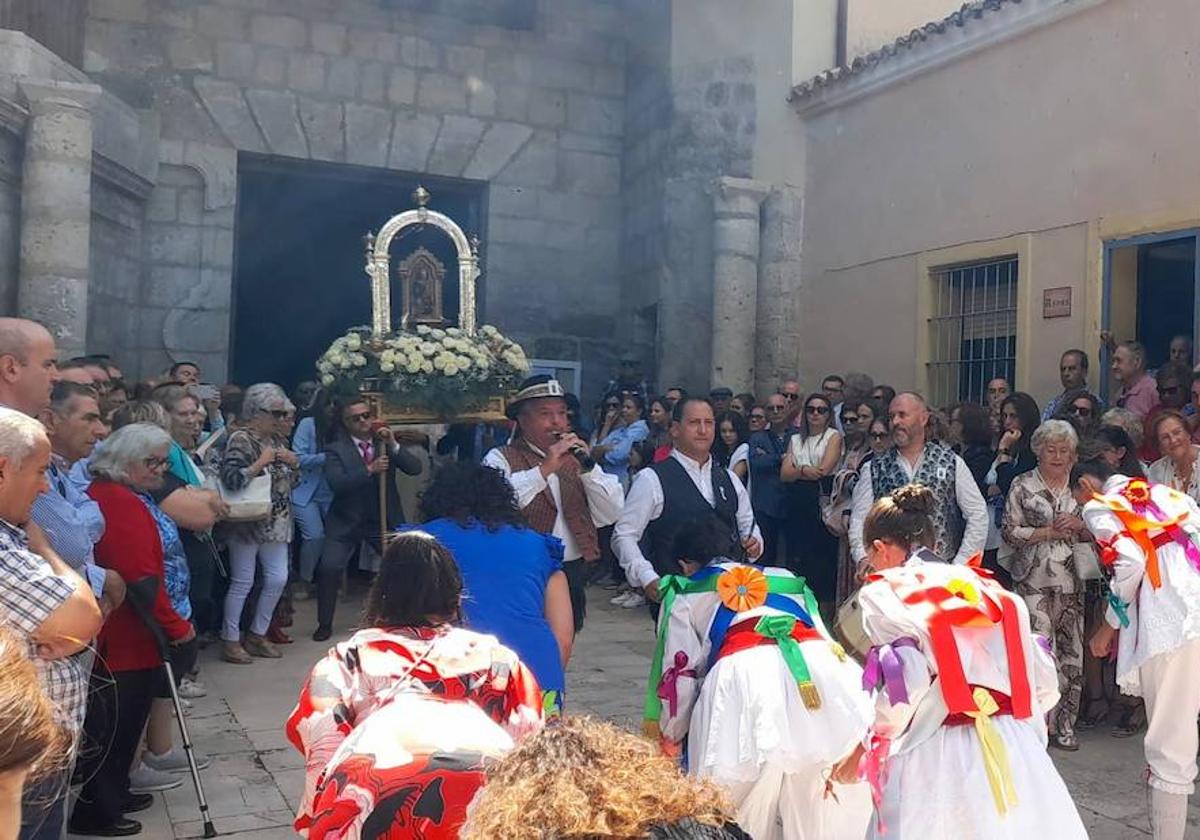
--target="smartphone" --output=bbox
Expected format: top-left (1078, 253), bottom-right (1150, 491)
top-left (190, 383), bottom-right (220, 401)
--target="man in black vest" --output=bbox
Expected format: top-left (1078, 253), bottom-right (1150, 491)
top-left (613, 397), bottom-right (763, 602)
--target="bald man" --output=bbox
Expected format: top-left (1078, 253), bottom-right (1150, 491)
top-left (0, 318), bottom-right (59, 416)
top-left (848, 392), bottom-right (988, 564)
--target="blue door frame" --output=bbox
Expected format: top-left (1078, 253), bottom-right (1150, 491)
top-left (1100, 229), bottom-right (1200, 401)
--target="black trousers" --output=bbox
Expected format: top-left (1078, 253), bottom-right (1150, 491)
top-left (315, 537), bottom-right (359, 630)
top-left (757, 513), bottom-right (789, 567)
top-left (71, 665), bottom-right (159, 830)
top-left (563, 558), bottom-right (587, 633)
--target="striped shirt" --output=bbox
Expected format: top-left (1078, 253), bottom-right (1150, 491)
top-left (30, 459), bottom-right (107, 598)
top-left (0, 520), bottom-right (89, 731)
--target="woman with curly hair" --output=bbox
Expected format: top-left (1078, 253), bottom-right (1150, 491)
top-left (462, 717), bottom-right (750, 839)
top-left (286, 532), bottom-right (543, 839)
top-left (411, 462), bottom-right (574, 713)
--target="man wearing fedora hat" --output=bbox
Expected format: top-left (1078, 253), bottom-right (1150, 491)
top-left (483, 375), bottom-right (624, 632)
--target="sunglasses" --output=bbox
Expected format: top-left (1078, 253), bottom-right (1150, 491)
top-left (605, 402), bottom-right (620, 409)
top-left (806, 406), bottom-right (830, 415)
top-left (1068, 405), bottom-right (1092, 416)
top-left (767, 405), bottom-right (786, 412)
top-left (347, 411), bottom-right (372, 422)
top-left (869, 431), bottom-right (888, 439)
top-left (782, 393), bottom-right (799, 401)
top-left (750, 413), bottom-right (766, 421)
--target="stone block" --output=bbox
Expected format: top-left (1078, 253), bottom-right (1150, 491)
top-left (494, 85), bottom-right (530, 122)
top-left (153, 6), bottom-right (194, 29)
top-left (137, 306), bottom-right (169, 348)
top-left (359, 63), bottom-right (386, 102)
top-left (91, 0), bottom-right (149, 23)
top-left (216, 41), bottom-right (256, 81)
top-left (400, 36), bottom-right (441, 69)
top-left (196, 6), bottom-right (247, 41)
top-left (297, 98), bottom-right (345, 162)
top-left (165, 308), bottom-right (229, 354)
top-left (146, 187), bottom-right (177, 224)
top-left (348, 30), bottom-right (399, 62)
top-left (528, 89), bottom-right (566, 128)
top-left (425, 114), bottom-right (486, 177)
top-left (417, 73), bottom-right (467, 113)
top-left (146, 265), bottom-right (200, 307)
top-left (567, 94), bottom-right (622, 137)
top-left (344, 104), bottom-right (392, 168)
top-left (250, 15), bottom-right (307, 49)
top-left (148, 225), bottom-right (202, 265)
top-left (446, 44), bottom-right (485, 78)
top-left (538, 57), bottom-right (593, 93)
top-left (544, 221), bottom-right (587, 251)
top-left (326, 57), bottom-right (359, 97)
top-left (288, 53), bottom-right (327, 94)
top-left (245, 89), bottom-right (308, 158)
top-left (490, 216), bottom-right (545, 245)
top-left (178, 188), bottom-right (205, 225)
top-left (593, 65), bottom-right (625, 97)
top-left (485, 51), bottom-right (533, 85)
top-left (201, 227), bottom-right (234, 269)
top-left (167, 33), bottom-right (214, 72)
top-left (387, 67), bottom-right (416, 106)
top-left (494, 130), bottom-right (557, 188)
top-left (194, 78), bottom-right (266, 152)
top-left (311, 22), bottom-right (347, 56)
top-left (560, 151), bottom-right (620, 196)
top-left (463, 121), bottom-right (532, 181)
top-left (254, 48), bottom-right (287, 86)
top-left (559, 131), bottom-right (620, 156)
top-left (388, 111), bottom-right (441, 173)
top-left (488, 185), bottom-right (538, 219)
top-left (467, 80), bottom-right (496, 118)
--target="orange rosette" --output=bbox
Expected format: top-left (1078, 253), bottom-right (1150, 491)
top-left (717, 566), bottom-right (769, 613)
top-left (1122, 480), bottom-right (1151, 507)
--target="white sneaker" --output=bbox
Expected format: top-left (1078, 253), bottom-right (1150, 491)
top-left (144, 745), bottom-right (212, 773)
top-left (128, 761), bottom-right (183, 793)
top-left (620, 593), bottom-right (647, 609)
top-left (178, 678), bottom-right (207, 699)
top-left (609, 590), bottom-right (632, 605)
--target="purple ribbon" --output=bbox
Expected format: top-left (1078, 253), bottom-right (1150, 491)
top-left (862, 637), bottom-right (919, 706)
top-left (1034, 633), bottom-right (1052, 657)
top-left (657, 651), bottom-right (696, 717)
top-left (1136, 497), bottom-right (1200, 577)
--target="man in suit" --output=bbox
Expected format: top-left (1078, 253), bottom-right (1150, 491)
top-left (313, 398), bottom-right (421, 641)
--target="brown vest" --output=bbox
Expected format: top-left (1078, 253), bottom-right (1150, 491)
top-left (501, 440), bottom-right (600, 561)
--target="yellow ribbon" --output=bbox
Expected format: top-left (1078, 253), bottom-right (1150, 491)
top-left (965, 687), bottom-right (1018, 817)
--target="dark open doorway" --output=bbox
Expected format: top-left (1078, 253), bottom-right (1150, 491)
top-left (230, 155), bottom-right (486, 392)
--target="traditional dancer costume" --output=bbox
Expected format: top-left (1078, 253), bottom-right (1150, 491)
top-left (645, 561), bottom-right (872, 840)
top-left (855, 549), bottom-right (1087, 839)
top-left (1081, 475), bottom-right (1200, 839)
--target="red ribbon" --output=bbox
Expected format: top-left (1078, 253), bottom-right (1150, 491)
top-left (656, 651), bottom-right (696, 718)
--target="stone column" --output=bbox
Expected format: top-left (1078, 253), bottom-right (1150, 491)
top-left (17, 80), bottom-right (101, 359)
top-left (756, 185), bottom-right (804, 398)
top-left (710, 176), bottom-right (770, 391)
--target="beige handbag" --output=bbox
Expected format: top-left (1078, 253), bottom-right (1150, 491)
top-left (833, 591), bottom-right (871, 662)
top-left (212, 472), bottom-right (272, 522)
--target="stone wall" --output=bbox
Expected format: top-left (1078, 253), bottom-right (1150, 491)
top-left (87, 177), bottom-right (143, 370)
top-left (0, 127), bottom-right (19, 315)
top-left (83, 0), bottom-right (627, 398)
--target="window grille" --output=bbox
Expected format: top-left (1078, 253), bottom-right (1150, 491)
top-left (927, 256), bottom-right (1018, 408)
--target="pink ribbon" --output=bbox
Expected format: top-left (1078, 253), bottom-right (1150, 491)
top-left (859, 732), bottom-right (892, 835)
top-left (657, 651), bottom-right (696, 717)
top-left (1137, 497), bottom-right (1200, 577)
top-left (862, 637), bottom-right (918, 706)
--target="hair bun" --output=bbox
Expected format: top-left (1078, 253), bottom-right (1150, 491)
top-left (892, 484), bottom-right (935, 515)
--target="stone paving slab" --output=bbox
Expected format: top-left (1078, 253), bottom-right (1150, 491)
top-left (121, 585), bottom-right (1198, 838)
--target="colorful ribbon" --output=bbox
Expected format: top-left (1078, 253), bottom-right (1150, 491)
top-left (1093, 479), bottom-right (1200, 589)
top-left (1107, 592), bottom-right (1131, 628)
top-left (754, 614), bottom-right (821, 710)
top-left (657, 651), bottom-right (696, 717)
top-left (859, 732), bottom-right (891, 835)
top-left (862, 637), bottom-right (918, 706)
top-left (965, 687), bottom-right (1019, 816)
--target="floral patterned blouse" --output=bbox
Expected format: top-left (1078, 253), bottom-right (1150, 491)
top-left (1148, 446), bottom-right (1200, 505)
top-left (218, 428), bottom-right (297, 544)
top-left (1001, 469), bottom-right (1090, 593)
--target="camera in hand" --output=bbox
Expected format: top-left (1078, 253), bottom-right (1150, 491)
top-left (553, 431), bottom-right (596, 470)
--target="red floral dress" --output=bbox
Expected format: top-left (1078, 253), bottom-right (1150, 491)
top-left (286, 625), bottom-right (544, 839)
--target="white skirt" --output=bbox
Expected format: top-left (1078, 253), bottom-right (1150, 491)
top-left (688, 640), bottom-right (873, 782)
top-left (869, 717), bottom-right (1088, 839)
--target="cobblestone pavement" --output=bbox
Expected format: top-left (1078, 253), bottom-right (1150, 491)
top-left (123, 585), bottom-right (1197, 838)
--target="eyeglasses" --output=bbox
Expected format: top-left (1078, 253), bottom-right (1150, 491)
top-left (266, 409), bottom-right (291, 419)
top-left (1159, 385), bottom-right (1181, 396)
top-left (841, 416), bottom-right (856, 424)
top-left (767, 405), bottom-right (786, 412)
top-left (347, 411), bottom-right (372, 422)
top-left (1068, 405), bottom-right (1092, 416)
top-left (143, 456), bottom-right (169, 470)
top-left (782, 393), bottom-right (799, 402)
top-left (605, 402), bottom-right (620, 409)
top-left (869, 432), bottom-right (888, 439)
top-left (806, 406), bottom-right (830, 415)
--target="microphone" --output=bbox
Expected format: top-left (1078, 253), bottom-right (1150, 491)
top-left (553, 430), bottom-right (595, 470)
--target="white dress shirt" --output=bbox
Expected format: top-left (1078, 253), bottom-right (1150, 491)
top-left (613, 449), bottom-right (763, 589)
top-left (482, 444), bottom-right (623, 563)
top-left (848, 445), bottom-right (988, 564)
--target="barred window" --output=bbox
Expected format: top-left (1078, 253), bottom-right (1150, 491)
top-left (927, 256), bottom-right (1018, 407)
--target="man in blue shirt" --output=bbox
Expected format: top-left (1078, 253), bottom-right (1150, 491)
top-left (748, 392), bottom-right (795, 567)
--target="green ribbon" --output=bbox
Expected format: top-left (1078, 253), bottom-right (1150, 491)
top-left (754, 614), bottom-right (813, 685)
top-left (1107, 592), bottom-right (1131, 629)
top-left (643, 571), bottom-right (818, 726)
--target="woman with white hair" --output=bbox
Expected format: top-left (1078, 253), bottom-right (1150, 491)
top-left (216, 383), bottom-right (298, 664)
top-left (1001, 419), bottom-right (1095, 751)
top-left (71, 423), bottom-right (195, 835)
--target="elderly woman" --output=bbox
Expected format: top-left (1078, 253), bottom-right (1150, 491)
top-left (1148, 410), bottom-right (1200, 504)
top-left (286, 532), bottom-right (543, 839)
top-left (1001, 419), bottom-right (1092, 751)
top-left (71, 424), bottom-right (194, 835)
top-left (217, 383), bottom-right (298, 664)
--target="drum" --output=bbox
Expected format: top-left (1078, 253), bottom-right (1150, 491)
top-left (833, 591), bottom-right (871, 662)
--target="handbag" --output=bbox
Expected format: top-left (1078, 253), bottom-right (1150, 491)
top-left (213, 472), bottom-right (272, 522)
top-left (833, 590), bottom-right (870, 661)
top-left (821, 469), bottom-right (857, 537)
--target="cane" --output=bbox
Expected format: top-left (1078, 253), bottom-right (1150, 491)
top-left (125, 577), bottom-right (218, 838)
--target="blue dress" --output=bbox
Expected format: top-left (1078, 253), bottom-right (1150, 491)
top-left (403, 519), bottom-right (566, 711)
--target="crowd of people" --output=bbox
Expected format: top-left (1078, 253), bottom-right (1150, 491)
top-left (0, 311), bottom-right (1198, 839)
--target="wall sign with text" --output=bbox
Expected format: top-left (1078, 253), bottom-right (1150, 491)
top-left (1043, 287), bottom-right (1072, 319)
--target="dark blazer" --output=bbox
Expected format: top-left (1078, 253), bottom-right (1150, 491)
top-left (323, 435), bottom-right (422, 542)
